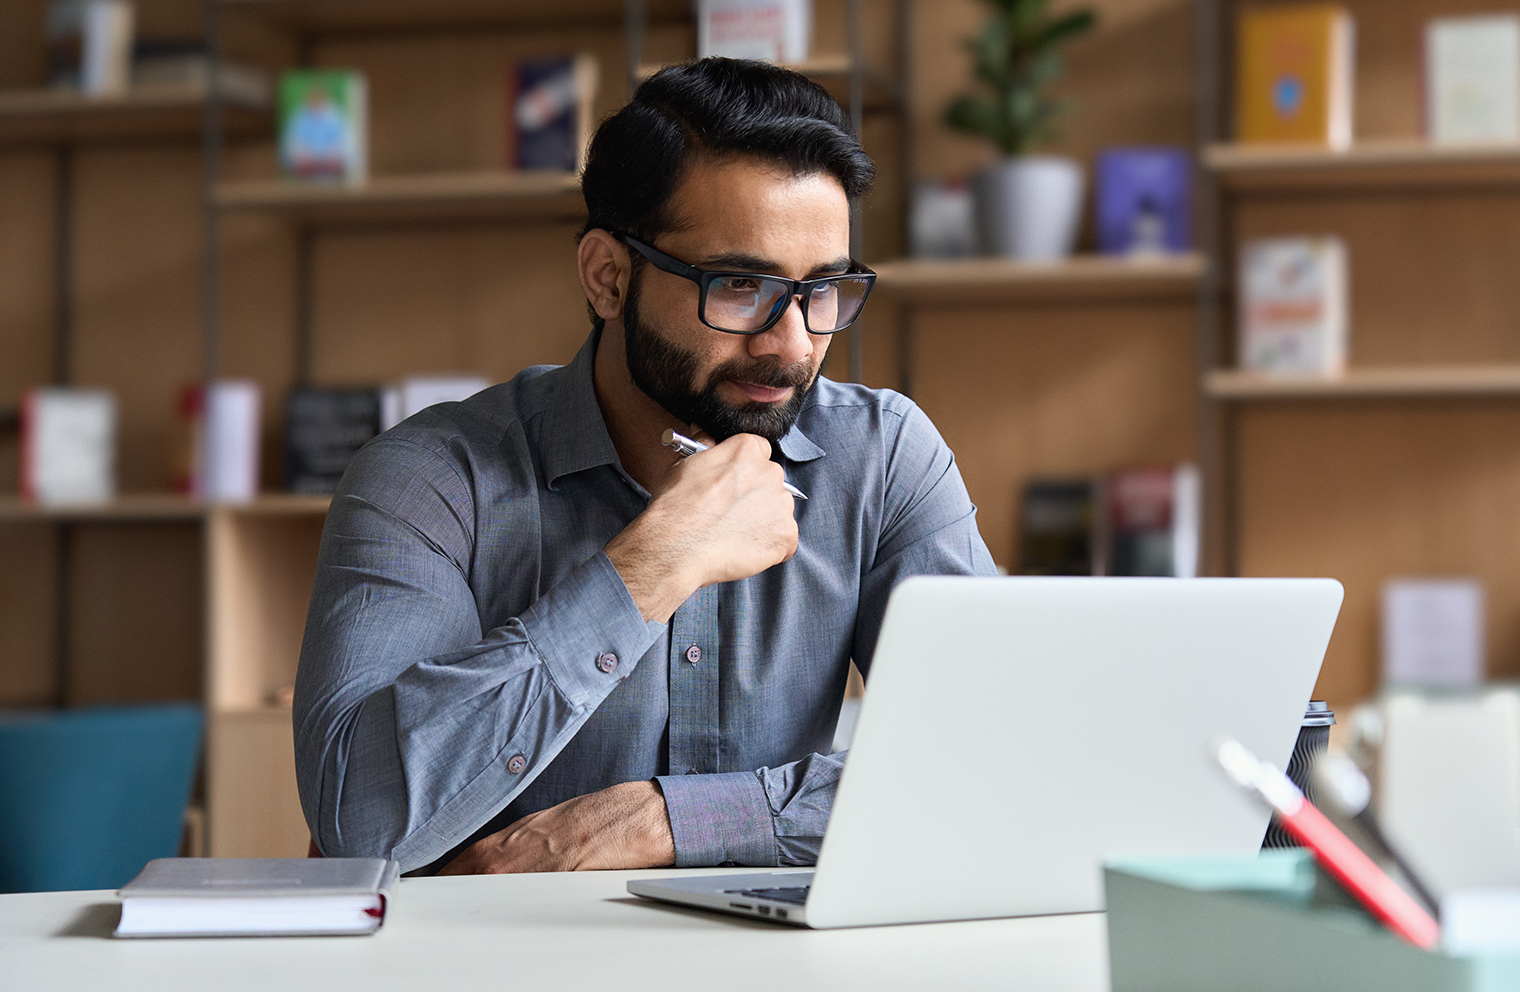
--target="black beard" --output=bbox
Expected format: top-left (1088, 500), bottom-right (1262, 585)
top-left (621, 269), bottom-right (817, 442)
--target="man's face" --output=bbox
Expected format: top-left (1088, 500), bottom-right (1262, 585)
top-left (621, 156), bottom-right (850, 441)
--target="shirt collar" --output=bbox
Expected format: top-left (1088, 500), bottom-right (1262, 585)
top-left (539, 330), bottom-right (828, 487)
top-left (540, 331), bottom-right (623, 490)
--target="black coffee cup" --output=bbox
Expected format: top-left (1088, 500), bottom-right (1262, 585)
top-left (1261, 700), bottom-right (1336, 850)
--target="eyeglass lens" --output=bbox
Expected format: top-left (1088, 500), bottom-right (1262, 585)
top-left (704, 275), bottom-right (872, 333)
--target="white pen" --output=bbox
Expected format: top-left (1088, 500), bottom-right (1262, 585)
top-left (661, 429), bottom-right (808, 500)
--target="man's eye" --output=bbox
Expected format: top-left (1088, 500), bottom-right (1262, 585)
top-left (717, 276), bottom-right (763, 292)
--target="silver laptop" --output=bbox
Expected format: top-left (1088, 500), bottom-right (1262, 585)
top-left (628, 575), bottom-right (1343, 928)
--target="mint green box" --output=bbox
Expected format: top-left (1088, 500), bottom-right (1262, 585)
top-left (1104, 851), bottom-right (1520, 992)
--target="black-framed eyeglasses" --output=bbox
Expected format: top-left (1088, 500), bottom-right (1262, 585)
top-left (616, 233), bottom-right (876, 335)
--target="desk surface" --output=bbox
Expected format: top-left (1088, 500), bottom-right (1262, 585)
top-left (3, 867), bottom-right (1109, 992)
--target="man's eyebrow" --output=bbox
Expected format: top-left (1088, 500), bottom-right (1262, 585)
top-left (698, 251), bottom-right (854, 276)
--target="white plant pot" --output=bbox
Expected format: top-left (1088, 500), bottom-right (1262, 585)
top-left (974, 155), bottom-right (1085, 260)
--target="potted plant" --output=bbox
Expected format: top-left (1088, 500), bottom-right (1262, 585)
top-left (945, 0), bottom-right (1097, 260)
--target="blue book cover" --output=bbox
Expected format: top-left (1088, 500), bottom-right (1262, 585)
top-left (1095, 147), bottom-right (1192, 255)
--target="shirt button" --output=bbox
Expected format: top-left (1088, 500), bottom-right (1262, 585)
top-left (506, 754), bottom-right (527, 774)
top-left (597, 652), bottom-right (618, 673)
top-left (685, 644), bottom-right (702, 664)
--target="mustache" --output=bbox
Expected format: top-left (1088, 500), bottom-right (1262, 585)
top-left (706, 357), bottom-right (816, 392)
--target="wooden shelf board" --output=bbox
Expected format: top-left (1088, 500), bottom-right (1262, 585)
top-left (1206, 366), bottom-right (1520, 400)
top-left (218, 0), bottom-right (689, 32)
top-left (0, 86), bottom-right (268, 146)
top-left (638, 55), bottom-right (899, 109)
top-left (1203, 140), bottom-right (1520, 190)
top-left (871, 253), bottom-right (1205, 303)
top-left (215, 170), bottom-right (586, 223)
top-left (0, 493), bottom-right (330, 523)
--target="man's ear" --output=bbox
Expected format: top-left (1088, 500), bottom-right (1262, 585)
top-left (578, 229), bottom-right (630, 322)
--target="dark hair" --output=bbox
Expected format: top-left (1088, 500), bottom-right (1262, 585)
top-left (580, 57), bottom-right (875, 257)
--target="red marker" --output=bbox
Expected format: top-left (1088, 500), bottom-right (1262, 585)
top-left (1214, 738), bottom-right (1440, 950)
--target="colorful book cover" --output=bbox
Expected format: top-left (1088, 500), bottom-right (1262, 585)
top-left (1239, 236), bottom-right (1349, 376)
top-left (508, 54), bottom-right (599, 172)
top-left (1426, 14), bottom-right (1520, 145)
top-left (1095, 147), bottom-right (1193, 256)
top-left (1236, 4), bottom-right (1354, 147)
top-left (279, 69), bottom-right (367, 183)
top-left (698, 0), bottom-right (811, 63)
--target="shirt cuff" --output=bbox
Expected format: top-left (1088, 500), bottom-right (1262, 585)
top-left (657, 771), bottom-right (778, 867)
top-left (518, 550), bottom-right (665, 708)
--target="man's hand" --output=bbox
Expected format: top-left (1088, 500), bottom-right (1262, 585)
top-left (607, 432), bottom-right (799, 622)
top-left (437, 780), bottom-right (676, 875)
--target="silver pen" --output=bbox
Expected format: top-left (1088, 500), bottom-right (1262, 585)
top-left (661, 429), bottom-right (808, 500)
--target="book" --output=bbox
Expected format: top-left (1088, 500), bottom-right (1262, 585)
top-left (47, 0), bottom-right (136, 96)
top-left (1016, 479), bottom-right (1101, 576)
top-left (285, 388), bottom-right (382, 494)
top-left (697, 0), bottom-right (811, 63)
top-left (1094, 147), bottom-right (1193, 256)
top-left (175, 380), bottom-right (262, 502)
top-left (507, 54), bottom-right (599, 172)
top-left (20, 387), bottom-right (117, 505)
top-left (131, 42), bottom-right (271, 107)
top-left (1381, 578), bottom-right (1484, 687)
top-left (115, 857), bottom-right (400, 938)
top-left (1105, 464), bottom-right (1200, 578)
top-left (1425, 15), bottom-right (1520, 145)
top-left (278, 69), bottom-right (367, 183)
top-left (1236, 4), bottom-right (1354, 148)
top-left (1238, 235), bottom-right (1348, 376)
top-left (379, 375), bottom-right (490, 432)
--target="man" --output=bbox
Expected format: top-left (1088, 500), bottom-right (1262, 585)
top-left (293, 58), bottom-right (996, 875)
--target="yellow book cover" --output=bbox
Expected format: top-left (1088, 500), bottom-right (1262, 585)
top-left (1236, 4), bottom-right (1354, 147)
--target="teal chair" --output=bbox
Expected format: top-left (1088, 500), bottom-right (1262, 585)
top-left (0, 703), bottom-right (203, 893)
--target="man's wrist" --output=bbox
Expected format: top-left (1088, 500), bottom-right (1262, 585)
top-left (605, 511), bottom-right (700, 622)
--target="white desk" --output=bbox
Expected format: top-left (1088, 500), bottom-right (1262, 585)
top-left (2, 868), bottom-right (1109, 991)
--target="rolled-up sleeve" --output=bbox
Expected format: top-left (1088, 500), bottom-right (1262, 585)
top-left (293, 435), bottom-right (664, 872)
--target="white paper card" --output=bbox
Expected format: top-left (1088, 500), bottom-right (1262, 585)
top-left (1382, 578), bottom-right (1484, 686)
top-left (1427, 15), bottom-right (1520, 144)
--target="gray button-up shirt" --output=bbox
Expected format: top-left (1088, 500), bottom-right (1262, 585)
top-left (293, 331), bottom-right (996, 873)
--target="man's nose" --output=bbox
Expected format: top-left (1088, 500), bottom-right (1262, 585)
top-left (749, 295), bottom-right (813, 367)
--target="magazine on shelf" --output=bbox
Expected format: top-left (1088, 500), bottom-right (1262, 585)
top-left (278, 69), bottom-right (368, 183)
top-left (1238, 235), bottom-right (1348, 377)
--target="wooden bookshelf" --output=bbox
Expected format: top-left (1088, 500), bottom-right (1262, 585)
top-left (1207, 366), bottom-right (1520, 401)
top-left (217, 0), bottom-right (689, 32)
top-left (872, 253), bottom-right (1204, 303)
top-left (639, 55), bottom-right (900, 111)
top-left (214, 170), bottom-right (585, 224)
top-left (0, 494), bottom-right (204, 523)
top-left (0, 494), bottom-right (329, 524)
top-left (1203, 140), bottom-right (1520, 190)
top-left (0, 86), bottom-right (268, 146)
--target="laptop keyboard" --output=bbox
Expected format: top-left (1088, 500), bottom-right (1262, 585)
top-left (724, 885), bottom-right (811, 905)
